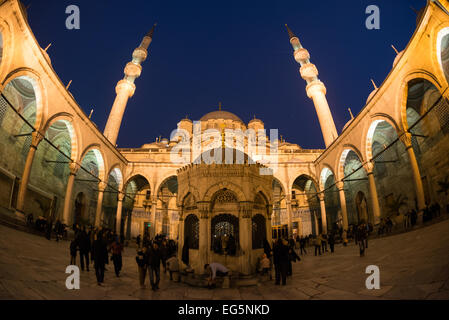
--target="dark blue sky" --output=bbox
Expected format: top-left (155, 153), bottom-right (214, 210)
top-left (22, 0), bottom-right (425, 149)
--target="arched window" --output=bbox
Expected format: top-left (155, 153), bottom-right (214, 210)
top-left (252, 214), bottom-right (266, 249)
top-left (184, 214), bottom-right (199, 249)
top-left (211, 214), bottom-right (239, 255)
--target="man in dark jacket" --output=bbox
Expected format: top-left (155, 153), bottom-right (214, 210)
top-left (78, 227), bottom-right (91, 271)
top-left (328, 232), bottom-right (335, 253)
top-left (147, 242), bottom-right (162, 290)
top-left (273, 238), bottom-right (289, 286)
top-left (92, 233), bottom-right (108, 285)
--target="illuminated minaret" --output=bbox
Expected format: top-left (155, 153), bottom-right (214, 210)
top-left (285, 25), bottom-right (338, 147)
top-left (104, 24), bottom-right (157, 145)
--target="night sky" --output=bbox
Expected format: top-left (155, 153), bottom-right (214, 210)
top-left (22, 0), bottom-right (424, 149)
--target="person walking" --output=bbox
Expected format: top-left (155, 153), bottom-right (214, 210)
top-left (314, 235), bottom-right (322, 256)
top-left (69, 239), bottom-right (78, 266)
top-left (321, 233), bottom-right (328, 252)
top-left (328, 232), bottom-right (335, 253)
top-left (299, 236), bottom-right (307, 255)
top-left (160, 240), bottom-right (169, 274)
top-left (357, 224), bottom-right (367, 257)
top-left (273, 238), bottom-right (289, 286)
top-left (287, 239), bottom-right (301, 276)
top-left (147, 242), bottom-right (162, 291)
top-left (78, 227), bottom-right (91, 272)
top-left (92, 233), bottom-right (108, 285)
top-left (136, 246), bottom-right (147, 288)
top-left (110, 237), bottom-right (124, 277)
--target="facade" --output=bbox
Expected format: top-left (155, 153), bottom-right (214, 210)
top-left (1, 0), bottom-right (449, 274)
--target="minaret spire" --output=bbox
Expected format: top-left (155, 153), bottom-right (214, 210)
top-left (103, 24), bottom-right (157, 145)
top-left (285, 24), bottom-right (338, 147)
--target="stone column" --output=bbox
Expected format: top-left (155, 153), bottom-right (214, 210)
top-left (62, 162), bottom-right (80, 225)
top-left (400, 132), bottom-right (426, 222)
top-left (177, 210), bottom-right (185, 266)
top-left (150, 198), bottom-right (157, 238)
top-left (313, 211), bottom-right (319, 235)
top-left (318, 193), bottom-right (327, 234)
top-left (116, 192), bottom-right (125, 235)
top-left (239, 201), bottom-right (253, 275)
top-left (16, 131), bottom-right (44, 216)
top-left (266, 204), bottom-right (273, 245)
top-left (286, 196), bottom-right (293, 237)
top-left (336, 181), bottom-right (349, 235)
top-left (94, 181), bottom-right (107, 227)
top-left (197, 201), bottom-right (210, 274)
top-left (364, 162), bottom-right (381, 225)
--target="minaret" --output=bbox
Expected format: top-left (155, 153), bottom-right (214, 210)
top-left (285, 25), bottom-right (338, 147)
top-left (103, 24), bottom-right (157, 145)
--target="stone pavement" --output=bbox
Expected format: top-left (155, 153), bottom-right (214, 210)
top-left (0, 220), bottom-right (448, 300)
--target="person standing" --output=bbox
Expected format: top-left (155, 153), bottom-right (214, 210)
top-left (147, 242), bottom-right (161, 291)
top-left (299, 236), bottom-right (307, 255)
top-left (78, 227), bottom-right (91, 272)
top-left (69, 239), bottom-right (78, 266)
top-left (357, 224), bottom-right (367, 257)
top-left (160, 240), bottom-right (169, 274)
top-left (273, 238), bottom-right (289, 286)
top-left (92, 233), bottom-right (108, 285)
top-left (321, 234), bottom-right (328, 252)
top-left (328, 232), bottom-right (335, 253)
top-left (136, 246), bottom-right (148, 288)
top-left (314, 235), bottom-right (322, 256)
top-left (136, 234), bottom-right (142, 248)
top-left (110, 237), bottom-right (124, 277)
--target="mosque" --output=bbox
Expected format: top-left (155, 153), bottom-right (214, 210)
top-left (1, 0), bottom-right (449, 275)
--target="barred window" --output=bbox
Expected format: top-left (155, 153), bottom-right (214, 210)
top-left (211, 214), bottom-right (239, 255)
top-left (184, 214), bottom-right (199, 249)
top-left (252, 214), bottom-right (266, 249)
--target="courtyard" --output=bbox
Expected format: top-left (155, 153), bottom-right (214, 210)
top-left (0, 219), bottom-right (448, 300)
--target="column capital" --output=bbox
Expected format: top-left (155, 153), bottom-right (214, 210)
top-left (30, 131), bottom-right (44, 149)
top-left (117, 192), bottom-right (125, 202)
top-left (69, 162), bottom-right (80, 175)
top-left (239, 201), bottom-right (253, 219)
top-left (399, 132), bottom-right (413, 148)
top-left (98, 181), bottom-right (107, 192)
top-left (197, 201), bottom-right (210, 219)
top-left (318, 192), bottom-right (325, 201)
top-left (336, 180), bottom-right (345, 191)
top-left (363, 161), bottom-right (374, 175)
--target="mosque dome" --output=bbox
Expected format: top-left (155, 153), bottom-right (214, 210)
top-left (194, 147), bottom-right (254, 165)
top-left (200, 110), bottom-right (243, 123)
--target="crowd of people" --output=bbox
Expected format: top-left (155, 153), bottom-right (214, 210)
top-left (135, 233), bottom-right (178, 290)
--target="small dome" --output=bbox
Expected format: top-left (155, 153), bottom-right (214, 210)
top-left (41, 48), bottom-right (52, 66)
top-left (200, 110), bottom-right (243, 123)
top-left (366, 89), bottom-right (378, 104)
top-left (342, 119), bottom-right (354, 131)
top-left (393, 50), bottom-right (404, 68)
top-left (248, 118), bottom-right (263, 124)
